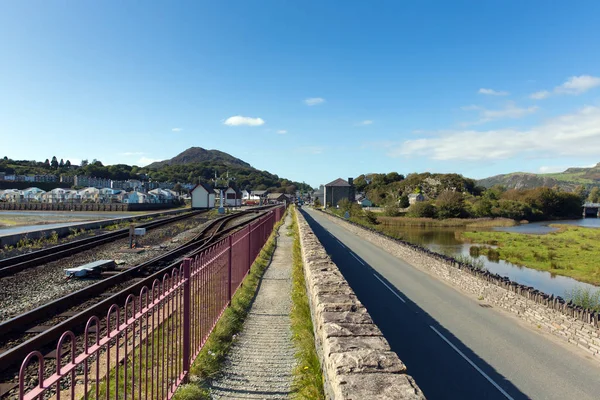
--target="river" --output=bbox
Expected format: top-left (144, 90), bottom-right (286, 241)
top-left (378, 218), bottom-right (600, 297)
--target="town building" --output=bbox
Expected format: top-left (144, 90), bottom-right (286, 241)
top-left (324, 178), bottom-right (355, 207)
top-left (191, 182), bottom-right (216, 209)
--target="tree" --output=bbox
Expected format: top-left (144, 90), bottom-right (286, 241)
top-left (81, 159), bottom-right (89, 167)
top-left (398, 194), bottom-right (410, 208)
top-left (588, 187), bottom-right (600, 203)
top-left (65, 160), bottom-right (71, 168)
top-left (51, 156), bottom-right (59, 169)
top-left (44, 159), bottom-right (50, 168)
top-left (173, 183), bottom-right (183, 194)
top-left (436, 190), bottom-right (467, 219)
top-left (59, 159), bottom-right (64, 168)
top-left (408, 201), bottom-right (436, 218)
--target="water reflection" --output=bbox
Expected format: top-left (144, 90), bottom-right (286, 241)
top-left (380, 223), bottom-right (600, 297)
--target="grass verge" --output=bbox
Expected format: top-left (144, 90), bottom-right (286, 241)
top-left (462, 225), bottom-right (600, 286)
top-left (289, 207), bottom-right (325, 400)
top-left (174, 207), bottom-right (288, 400)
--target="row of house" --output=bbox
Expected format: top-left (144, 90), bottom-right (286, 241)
top-left (191, 185), bottom-right (294, 209)
top-left (0, 187), bottom-right (181, 204)
top-left (0, 173), bottom-right (184, 191)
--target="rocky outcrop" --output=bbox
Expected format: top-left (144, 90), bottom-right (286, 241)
top-left (295, 211), bottom-right (425, 400)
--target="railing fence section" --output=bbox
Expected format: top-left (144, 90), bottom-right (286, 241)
top-left (18, 206), bottom-right (285, 400)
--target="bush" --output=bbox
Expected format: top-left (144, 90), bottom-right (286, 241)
top-left (407, 201), bottom-right (436, 218)
top-left (364, 210), bottom-right (379, 225)
top-left (383, 204), bottom-right (401, 217)
top-left (398, 194), bottom-right (410, 208)
top-left (436, 190), bottom-right (467, 219)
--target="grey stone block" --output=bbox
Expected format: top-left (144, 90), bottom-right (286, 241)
top-left (335, 373), bottom-right (426, 400)
top-left (324, 336), bottom-right (391, 355)
top-left (323, 322), bottom-right (383, 338)
top-left (329, 349), bottom-right (406, 374)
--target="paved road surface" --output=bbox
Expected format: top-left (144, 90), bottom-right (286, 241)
top-left (302, 208), bottom-right (600, 400)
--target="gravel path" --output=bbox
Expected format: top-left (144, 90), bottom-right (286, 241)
top-left (210, 213), bottom-right (295, 399)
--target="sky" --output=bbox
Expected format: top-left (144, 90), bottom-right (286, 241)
top-left (1, 1), bottom-right (600, 188)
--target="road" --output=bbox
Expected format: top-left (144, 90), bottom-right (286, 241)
top-left (301, 208), bottom-right (600, 400)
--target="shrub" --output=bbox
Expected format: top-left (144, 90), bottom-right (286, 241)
top-left (407, 201), bottom-right (436, 218)
top-left (565, 287), bottom-right (600, 311)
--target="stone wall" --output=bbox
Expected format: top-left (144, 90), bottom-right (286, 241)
top-left (295, 210), bottom-right (425, 399)
top-left (319, 211), bottom-right (600, 363)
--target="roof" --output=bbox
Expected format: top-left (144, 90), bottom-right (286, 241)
top-left (251, 190), bottom-right (267, 195)
top-left (267, 193), bottom-right (288, 199)
top-left (191, 182), bottom-right (214, 194)
top-left (325, 178), bottom-right (351, 187)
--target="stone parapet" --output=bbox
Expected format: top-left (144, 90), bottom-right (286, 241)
top-left (295, 210), bottom-right (425, 400)
top-left (319, 210), bottom-right (600, 363)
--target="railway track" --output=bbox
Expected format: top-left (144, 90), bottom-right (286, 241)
top-left (0, 207), bottom-right (271, 378)
top-left (0, 209), bottom-right (206, 278)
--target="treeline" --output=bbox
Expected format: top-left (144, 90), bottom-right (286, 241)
top-left (355, 172), bottom-right (583, 221)
top-left (406, 186), bottom-right (582, 221)
top-left (0, 156), bottom-right (312, 194)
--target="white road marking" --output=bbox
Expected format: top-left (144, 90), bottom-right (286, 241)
top-left (336, 238), bottom-right (345, 248)
top-left (429, 325), bottom-right (514, 400)
top-left (373, 274), bottom-right (406, 303)
top-left (350, 252), bottom-right (365, 265)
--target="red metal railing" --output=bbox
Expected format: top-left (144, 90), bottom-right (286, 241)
top-left (18, 206), bottom-right (285, 400)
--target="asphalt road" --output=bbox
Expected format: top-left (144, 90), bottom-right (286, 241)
top-left (301, 208), bottom-right (600, 400)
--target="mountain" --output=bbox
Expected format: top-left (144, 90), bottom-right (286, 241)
top-left (146, 147), bottom-right (251, 169)
top-left (477, 163), bottom-right (600, 191)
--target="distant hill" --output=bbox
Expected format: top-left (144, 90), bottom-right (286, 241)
top-left (146, 147), bottom-right (252, 169)
top-left (478, 163), bottom-right (600, 191)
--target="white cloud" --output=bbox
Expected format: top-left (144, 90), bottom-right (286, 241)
top-left (530, 91), bottom-right (550, 100)
top-left (304, 97), bottom-right (325, 106)
top-left (538, 166), bottom-right (567, 173)
top-left (461, 102), bottom-right (538, 126)
top-left (389, 105), bottom-right (600, 161)
top-left (478, 88), bottom-right (509, 96)
top-left (276, 130), bottom-right (287, 134)
top-left (555, 75), bottom-right (600, 95)
top-left (171, 128), bottom-right (182, 132)
top-left (530, 75), bottom-right (600, 99)
top-left (118, 152), bottom-right (144, 156)
top-left (357, 120), bottom-right (373, 126)
top-left (223, 115), bottom-right (265, 126)
top-left (138, 157), bottom-right (161, 166)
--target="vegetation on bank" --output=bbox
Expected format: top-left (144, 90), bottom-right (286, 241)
top-left (288, 207), bottom-right (325, 399)
top-left (462, 225), bottom-right (600, 286)
top-left (175, 208), bottom-right (288, 399)
top-left (378, 216), bottom-right (517, 228)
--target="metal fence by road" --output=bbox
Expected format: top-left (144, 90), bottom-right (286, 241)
top-left (18, 206), bottom-right (285, 400)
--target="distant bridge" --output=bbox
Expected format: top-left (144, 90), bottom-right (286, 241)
top-left (582, 202), bottom-right (600, 217)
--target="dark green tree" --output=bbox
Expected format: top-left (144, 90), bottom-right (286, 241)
top-left (51, 156), bottom-right (58, 169)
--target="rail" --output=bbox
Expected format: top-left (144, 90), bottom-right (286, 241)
top-left (0, 210), bottom-right (206, 278)
top-left (15, 205), bottom-right (285, 399)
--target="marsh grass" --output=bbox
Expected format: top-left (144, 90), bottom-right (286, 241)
top-left (462, 225), bottom-right (600, 285)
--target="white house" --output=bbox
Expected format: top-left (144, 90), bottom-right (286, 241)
top-left (191, 183), bottom-right (215, 209)
top-left (224, 187), bottom-right (241, 207)
top-left (408, 193), bottom-right (425, 205)
top-left (21, 187), bottom-right (46, 202)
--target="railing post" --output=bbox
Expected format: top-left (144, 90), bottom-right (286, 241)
top-left (228, 235), bottom-right (233, 304)
top-left (182, 258), bottom-right (192, 381)
top-left (247, 223), bottom-right (252, 271)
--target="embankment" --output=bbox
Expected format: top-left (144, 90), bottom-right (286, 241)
top-left (295, 210), bottom-right (425, 399)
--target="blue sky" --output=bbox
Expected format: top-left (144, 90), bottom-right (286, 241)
top-left (2, 1), bottom-right (600, 188)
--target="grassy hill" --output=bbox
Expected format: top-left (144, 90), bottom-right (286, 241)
top-left (477, 163), bottom-right (600, 191)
